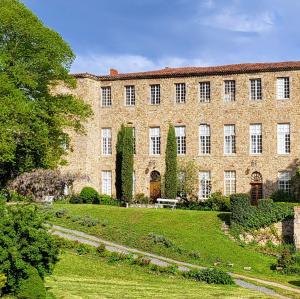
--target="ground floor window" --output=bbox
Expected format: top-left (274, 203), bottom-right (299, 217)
top-left (224, 171), bottom-right (236, 195)
top-left (278, 171), bottom-right (291, 193)
top-left (199, 171), bottom-right (211, 201)
top-left (102, 171), bottom-right (112, 196)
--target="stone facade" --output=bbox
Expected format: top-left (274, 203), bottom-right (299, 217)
top-left (61, 64), bottom-right (300, 199)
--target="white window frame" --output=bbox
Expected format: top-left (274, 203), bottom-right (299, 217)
top-left (224, 80), bottom-right (236, 102)
top-left (278, 171), bottom-right (291, 194)
top-left (277, 123), bottom-right (290, 154)
top-left (125, 85), bottom-right (135, 106)
top-left (150, 84), bottom-right (160, 105)
top-left (149, 127), bottom-right (161, 155)
top-left (199, 171), bottom-right (211, 201)
top-left (250, 79), bottom-right (262, 100)
top-left (224, 171), bottom-right (236, 196)
top-left (199, 81), bottom-right (210, 103)
top-left (101, 128), bottom-right (112, 156)
top-left (101, 86), bottom-right (112, 107)
top-left (175, 83), bottom-right (186, 103)
top-left (102, 171), bottom-right (112, 196)
top-left (224, 125), bottom-right (236, 155)
top-left (276, 77), bottom-right (290, 100)
top-left (250, 124), bottom-right (262, 154)
top-left (199, 124), bottom-right (211, 155)
top-left (175, 126), bottom-right (186, 155)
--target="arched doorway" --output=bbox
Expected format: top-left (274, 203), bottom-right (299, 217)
top-left (250, 171), bottom-right (263, 205)
top-left (150, 170), bottom-right (161, 201)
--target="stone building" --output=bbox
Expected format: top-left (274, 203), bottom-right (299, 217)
top-left (62, 61), bottom-right (300, 202)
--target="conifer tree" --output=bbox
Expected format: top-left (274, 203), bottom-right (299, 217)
top-left (115, 124), bottom-right (125, 199)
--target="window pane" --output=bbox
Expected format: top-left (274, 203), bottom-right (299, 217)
top-left (199, 171), bottom-right (211, 200)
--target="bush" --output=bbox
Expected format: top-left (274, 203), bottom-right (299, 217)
top-left (16, 266), bottom-right (46, 299)
top-left (69, 194), bottom-right (82, 204)
top-left (205, 192), bottom-right (230, 211)
top-left (79, 187), bottom-right (100, 204)
top-left (275, 248), bottom-right (300, 274)
top-left (96, 244), bottom-right (106, 255)
top-left (270, 190), bottom-right (295, 202)
top-left (184, 268), bottom-right (234, 285)
top-left (134, 193), bottom-right (151, 204)
top-left (55, 208), bottom-right (68, 218)
top-left (99, 194), bottom-right (119, 206)
top-left (230, 194), bottom-right (294, 229)
top-left (0, 273), bottom-right (6, 296)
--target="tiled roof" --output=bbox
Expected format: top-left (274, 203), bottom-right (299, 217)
top-left (72, 61), bottom-right (300, 81)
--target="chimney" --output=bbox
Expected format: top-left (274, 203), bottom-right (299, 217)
top-left (110, 68), bottom-right (118, 76)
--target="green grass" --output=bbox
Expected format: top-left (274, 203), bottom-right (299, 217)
top-left (45, 251), bottom-right (272, 298)
top-left (51, 204), bottom-right (300, 286)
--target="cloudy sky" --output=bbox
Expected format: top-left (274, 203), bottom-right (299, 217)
top-left (21, 0), bottom-right (300, 75)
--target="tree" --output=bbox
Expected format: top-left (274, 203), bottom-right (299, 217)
top-left (164, 125), bottom-right (177, 198)
top-left (121, 127), bottom-right (134, 202)
top-left (115, 124), bottom-right (125, 199)
top-left (0, 0), bottom-right (92, 186)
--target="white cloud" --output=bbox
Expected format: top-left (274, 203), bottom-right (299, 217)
top-left (71, 54), bottom-right (212, 75)
top-left (201, 9), bottom-right (274, 33)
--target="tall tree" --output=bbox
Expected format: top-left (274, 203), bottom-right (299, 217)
top-left (164, 125), bottom-right (177, 198)
top-left (115, 124), bottom-right (125, 199)
top-left (121, 127), bottom-right (134, 202)
top-left (0, 0), bottom-right (92, 185)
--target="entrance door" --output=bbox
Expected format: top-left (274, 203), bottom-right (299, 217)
top-left (250, 172), bottom-right (263, 205)
top-left (150, 170), bottom-right (161, 201)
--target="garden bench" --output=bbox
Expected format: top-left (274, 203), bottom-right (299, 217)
top-left (155, 198), bottom-right (178, 210)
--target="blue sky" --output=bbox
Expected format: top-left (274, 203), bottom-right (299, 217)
top-left (21, 0), bottom-right (300, 75)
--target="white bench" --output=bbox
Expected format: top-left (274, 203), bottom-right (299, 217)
top-left (155, 198), bottom-right (178, 210)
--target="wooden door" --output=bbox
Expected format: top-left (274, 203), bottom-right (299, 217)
top-left (150, 181), bottom-right (161, 201)
top-left (250, 183), bottom-right (263, 205)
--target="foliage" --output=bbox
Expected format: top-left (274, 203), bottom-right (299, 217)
top-left (0, 273), bottom-right (7, 296)
top-left (0, 203), bottom-right (59, 294)
top-left (177, 159), bottom-right (199, 201)
top-left (121, 127), bottom-right (134, 202)
top-left (184, 268), bottom-right (234, 285)
top-left (79, 187), bottom-right (100, 204)
top-left (164, 125), bottom-right (177, 198)
top-left (134, 193), bottom-right (151, 204)
top-left (115, 124), bottom-right (125, 200)
top-left (230, 194), bottom-right (294, 229)
top-left (0, 0), bottom-right (92, 186)
top-left (148, 233), bottom-right (174, 248)
top-left (55, 208), bottom-right (68, 218)
top-left (8, 169), bottom-right (79, 201)
top-left (96, 244), bottom-right (106, 255)
top-left (270, 190), bottom-right (295, 203)
top-left (274, 248), bottom-right (300, 274)
top-left (16, 266), bottom-right (46, 299)
top-left (69, 194), bottom-right (82, 204)
top-left (205, 192), bottom-right (230, 211)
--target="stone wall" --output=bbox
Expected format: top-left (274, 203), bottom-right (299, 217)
top-left (294, 206), bottom-right (300, 249)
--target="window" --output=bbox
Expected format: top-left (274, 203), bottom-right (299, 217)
top-left (101, 128), bottom-right (112, 155)
top-left (101, 87), bottom-right (112, 107)
top-left (224, 125), bottom-right (236, 154)
top-left (175, 126), bottom-right (186, 155)
top-left (102, 171), bottom-right (112, 195)
top-left (199, 171), bottom-right (211, 201)
top-left (149, 127), bottom-right (161, 155)
top-left (224, 80), bottom-right (235, 102)
top-left (199, 124), bottom-right (211, 154)
top-left (278, 172), bottom-right (291, 194)
top-left (125, 85), bottom-right (135, 106)
top-left (277, 77), bottom-right (290, 99)
top-left (150, 84), bottom-right (160, 105)
top-left (250, 124), bottom-right (262, 154)
top-left (132, 127), bottom-right (136, 154)
top-left (277, 124), bottom-right (290, 154)
top-left (224, 171), bottom-right (236, 195)
top-left (250, 79), bottom-right (262, 100)
top-left (175, 83), bottom-right (186, 103)
top-left (199, 82), bottom-right (210, 102)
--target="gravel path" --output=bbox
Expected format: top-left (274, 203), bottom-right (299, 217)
top-left (51, 224), bottom-right (295, 299)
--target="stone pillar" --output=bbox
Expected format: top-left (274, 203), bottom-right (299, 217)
top-left (294, 206), bottom-right (300, 250)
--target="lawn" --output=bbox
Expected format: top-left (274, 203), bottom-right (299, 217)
top-left (45, 250), bottom-right (272, 299)
top-left (51, 204), bottom-right (299, 286)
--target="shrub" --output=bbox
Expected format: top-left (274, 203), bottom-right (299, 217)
top-left (270, 190), bottom-right (295, 202)
top-left (275, 248), bottom-right (300, 274)
top-left (132, 256), bottom-right (151, 267)
top-left (148, 233), bottom-right (173, 248)
top-left (16, 267), bottom-right (46, 299)
top-left (0, 273), bottom-right (6, 296)
top-left (134, 193), bottom-right (151, 204)
top-left (99, 194), bottom-right (113, 204)
top-left (184, 268), bottom-right (234, 285)
top-left (55, 208), bottom-right (68, 218)
top-left (71, 215), bottom-right (81, 222)
top-left (81, 215), bottom-right (99, 227)
top-left (76, 244), bottom-right (90, 256)
top-left (69, 194), bottom-right (82, 204)
top-left (79, 187), bottom-right (100, 204)
top-left (96, 244), bottom-right (106, 255)
top-left (205, 192), bottom-right (230, 211)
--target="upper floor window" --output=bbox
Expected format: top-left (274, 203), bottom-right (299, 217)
top-left (150, 84), bottom-right (160, 105)
top-left (199, 82), bottom-right (210, 103)
top-left (101, 171), bottom-right (112, 195)
top-left (224, 80), bottom-right (235, 102)
top-left (224, 171), bottom-right (236, 195)
top-left (250, 124), bottom-right (262, 154)
top-left (277, 77), bottom-right (290, 100)
top-left (101, 86), bottom-right (112, 107)
top-left (125, 85), bottom-right (135, 106)
top-left (224, 125), bottom-right (236, 154)
top-left (250, 79), bottom-right (262, 100)
top-left (149, 127), bottom-right (161, 155)
top-left (175, 83), bottom-right (186, 103)
top-left (175, 126), bottom-right (186, 155)
top-left (199, 124), bottom-right (211, 155)
top-left (199, 171), bottom-right (211, 201)
top-left (277, 123), bottom-right (290, 154)
top-left (278, 171), bottom-right (291, 194)
top-left (101, 128), bottom-right (112, 155)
